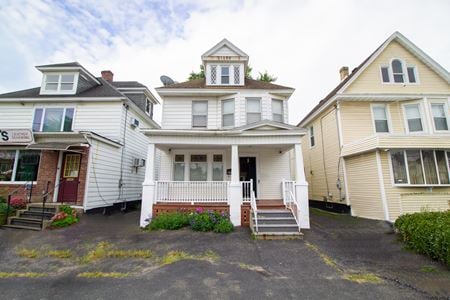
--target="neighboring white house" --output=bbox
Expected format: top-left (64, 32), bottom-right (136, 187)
top-left (140, 39), bottom-right (309, 234)
top-left (0, 63), bottom-right (159, 220)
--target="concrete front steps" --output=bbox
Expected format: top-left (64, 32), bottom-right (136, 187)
top-left (3, 204), bottom-right (57, 231)
top-left (250, 208), bottom-right (302, 239)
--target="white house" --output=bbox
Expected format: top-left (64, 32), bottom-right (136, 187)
top-left (0, 62), bottom-right (159, 229)
top-left (140, 39), bottom-right (309, 235)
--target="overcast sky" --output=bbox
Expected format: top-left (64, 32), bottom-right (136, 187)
top-left (1, 0), bottom-right (449, 124)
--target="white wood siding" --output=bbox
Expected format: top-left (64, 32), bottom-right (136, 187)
top-left (73, 102), bottom-right (122, 140)
top-left (161, 92), bottom-right (289, 129)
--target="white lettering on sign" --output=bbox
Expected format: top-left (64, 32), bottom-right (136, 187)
top-left (0, 129), bottom-right (33, 144)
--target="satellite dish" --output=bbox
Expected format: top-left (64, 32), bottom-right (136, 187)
top-left (160, 75), bottom-right (175, 86)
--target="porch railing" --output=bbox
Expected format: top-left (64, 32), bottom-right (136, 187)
top-left (155, 181), bottom-right (229, 204)
top-left (282, 179), bottom-right (300, 228)
top-left (241, 180), bottom-right (252, 203)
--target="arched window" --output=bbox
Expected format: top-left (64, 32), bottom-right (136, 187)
top-left (391, 59), bottom-right (404, 83)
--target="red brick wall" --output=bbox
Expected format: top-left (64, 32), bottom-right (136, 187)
top-left (0, 148), bottom-right (89, 206)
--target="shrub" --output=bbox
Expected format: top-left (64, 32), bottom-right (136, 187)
top-left (0, 196), bottom-right (6, 203)
top-left (190, 212), bottom-right (215, 232)
top-left (213, 218), bottom-right (234, 233)
top-left (395, 211), bottom-right (450, 266)
top-left (148, 212), bottom-right (190, 230)
top-left (50, 206), bottom-right (79, 228)
top-left (10, 197), bottom-right (26, 209)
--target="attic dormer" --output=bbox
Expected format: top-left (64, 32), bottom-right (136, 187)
top-left (201, 39), bottom-right (249, 86)
top-left (36, 62), bottom-right (100, 95)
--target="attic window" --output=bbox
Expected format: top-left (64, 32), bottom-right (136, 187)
top-left (380, 59), bottom-right (418, 84)
top-left (221, 66), bottom-right (229, 84)
top-left (233, 65), bottom-right (240, 84)
top-left (41, 73), bottom-right (78, 94)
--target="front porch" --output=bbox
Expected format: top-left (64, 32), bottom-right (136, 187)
top-left (139, 125), bottom-right (310, 229)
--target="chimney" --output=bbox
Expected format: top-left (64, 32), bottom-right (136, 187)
top-left (339, 66), bottom-right (349, 81)
top-left (101, 70), bottom-right (114, 82)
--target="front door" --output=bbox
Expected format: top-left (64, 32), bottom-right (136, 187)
top-left (239, 156), bottom-right (257, 197)
top-left (58, 153), bottom-right (81, 202)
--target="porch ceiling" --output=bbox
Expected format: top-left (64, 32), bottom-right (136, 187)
top-left (157, 143), bottom-right (294, 152)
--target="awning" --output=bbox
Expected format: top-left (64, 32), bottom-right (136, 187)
top-left (26, 142), bottom-right (87, 151)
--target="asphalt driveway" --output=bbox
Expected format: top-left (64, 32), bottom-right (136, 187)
top-left (0, 208), bottom-right (449, 299)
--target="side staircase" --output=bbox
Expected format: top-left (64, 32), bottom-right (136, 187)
top-left (3, 204), bottom-right (57, 231)
top-left (250, 201), bottom-right (302, 239)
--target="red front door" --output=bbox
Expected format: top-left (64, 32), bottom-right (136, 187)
top-left (58, 153), bottom-right (81, 202)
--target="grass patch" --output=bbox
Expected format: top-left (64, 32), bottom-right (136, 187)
top-left (48, 250), bottom-right (73, 259)
top-left (421, 265), bottom-right (438, 273)
top-left (305, 242), bottom-right (339, 270)
top-left (16, 248), bottom-right (39, 259)
top-left (81, 242), bottom-right (153, 263)
top-left (0, 272), bottom-right (46, 278)
top-left (77, 272), bottom-right (129, 278)
top-left (160, 250), bottom-right (219, 266)
top-left (343, 273), bottom-right (382, 284)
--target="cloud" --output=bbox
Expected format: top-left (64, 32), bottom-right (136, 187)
top-left (0, 0), bottom-right (449, 124)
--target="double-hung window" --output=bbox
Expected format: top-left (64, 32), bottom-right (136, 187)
top-left (222, 99), bottom-right (234, 127)
top-left (431, 103), bottom-right (449, 131)
top-left (212, 155), bottom-right (224, 181)
top-left (309, 126), bottom-right (315, 147)
top-left (391, 59), bottom-right (405, 83)
top-left (221, 66), bottom-right (230, 84)
top-left (42, 73), bottom-right (77, 94)
top-left (33, 107), bottom-right (75, 132)
top-left (404, 104), bottom-right (423, 132)
top-left (390, 150), bottom-right (450, 185)
top-left (0, 150), bottom-right (41, 182)
top-left (372, 104), bottom-right (389, 133)
top-left (173, 155), bottom-right (185, 181)
top-left (272, 99), bottom-right (284, 123)
top-left (192, 101), bottom-right (208, 128)
top-left (246, 98), bottom-right (261, 124)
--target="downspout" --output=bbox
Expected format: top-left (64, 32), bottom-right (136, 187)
top-left (119, 103), bottom-right (129, 210)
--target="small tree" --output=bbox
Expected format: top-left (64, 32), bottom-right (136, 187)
top-left (188, 65), bottom-right (205, 80)
top-left (257, 71), bottom-right (277, 82)
top-left (245, 65), bottom-right (253, 79)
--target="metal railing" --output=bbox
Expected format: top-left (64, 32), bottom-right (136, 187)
top-left (155, 181), bottom-right (230, 204)
top-left (4, 181), bottom-right (34, 224)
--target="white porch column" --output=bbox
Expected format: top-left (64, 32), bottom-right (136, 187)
top-left (140, 143), bottom-right (156, 227)
top-left (294, 143), bottom-right (310, 229)
top-left (229, 144), bottom-right (242, 226)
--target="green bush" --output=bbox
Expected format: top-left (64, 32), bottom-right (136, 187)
top-left (148, 212), bottom-right (190, 230)
top-left (395, 211), bottom-right (450, 266)
top-left (190, 212), bottom-right (215, 232)
top-left (213, 218), bottom-right (234, 233)
top-left (51, 215), bottom-right (79, 228)
top-left (59, 205), bottom-right (73, 214)
top-left (0, 196), bottom-right (6, 203)
top-left (0, 202), bottom-right (15, 215)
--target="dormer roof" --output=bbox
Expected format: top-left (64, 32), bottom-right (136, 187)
top-left (201, 38), bottom-right (249, 65)
top-left (36, 61), bottom-right (100, 85)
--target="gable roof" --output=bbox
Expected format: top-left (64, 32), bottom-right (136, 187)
top-left (111, 81), bottom-right (147, 88)
top-left (235, 120), bottom-right (303, 131)
top-left (201, 38), bottom-right (249, 60)
top-left (298, 31), bottom-right (450, 127)
top-left (157, 78), bottom-right (293, 90)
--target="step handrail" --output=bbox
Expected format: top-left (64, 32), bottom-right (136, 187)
top-left (287, 190), bottom-right (300, 231)
top-left (250, 180), bottom-right (258, 232)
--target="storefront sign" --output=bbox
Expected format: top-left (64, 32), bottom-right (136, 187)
top-left (0, 129), bottom-right (33, 144)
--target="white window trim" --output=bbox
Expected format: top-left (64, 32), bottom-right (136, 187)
top-left (309, 126), bottom-right (315, 148)
top-left (33, 106), bottom-right (76, 132)
top-left (40, 72), bottom-right (79, 95)
top-left (0, 149), bottom-right (41, 184)
top-left (271, 99), bottom-right (284, 123)
top-left (208, 63), bottom-right (243, 86)
top-left (245, 97), bottom-right (262, 124)
top-left (428, 99), bottom-right (450, 133)
top-left (171, 150), bottom-right (226, 181)
top-left (191, 101), bottom-right (208, 128)
top-left (221, 99), bottom-right (235, 128)
top-left (402, 101), bottom-right (427, 134)
top-left (379, 59), bottom-right (419, 85)
top-left (389, 149), bottom-right (450, 187)
top-left (370, 103), bottom-right (392, 134)
top-left (220, 65), bottom-right (230, 85)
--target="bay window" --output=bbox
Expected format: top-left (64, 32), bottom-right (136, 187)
top-left (404, 104), bottom-right (423, 132)
top-left (33, 107), bottom-right (74, 132)
top-left (391, 150), bottom-right (450, 185)
top-left (372, 104), bottom-right (389, 133)
top-left (246, 98), bottom-right (261, 124)
top-left (222, 99), bottom-right (235, 127)
top-left (431, 103), bottom-right (449, 131)
top-left (272, 99), bottom-right (284, 123)
top-left (0, 150), bottom-right (40, 182)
